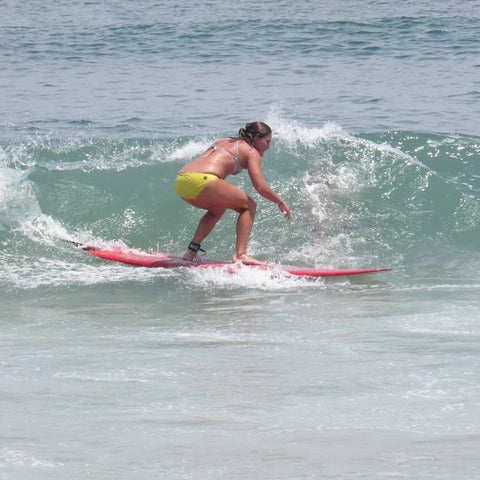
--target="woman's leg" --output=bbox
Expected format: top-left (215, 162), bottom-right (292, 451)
top-left (182, 179), bottom-right (260, 263)
top-left (190, 208), bottom-right (226, 246)
top-left (182, 208), bottom-right (226, 261)
top-left (233, 196), bottom-right (258, 263)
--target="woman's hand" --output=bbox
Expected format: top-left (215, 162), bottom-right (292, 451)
top-left (278, 201), bottom-right (291, 220)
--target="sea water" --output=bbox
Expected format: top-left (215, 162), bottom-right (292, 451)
top-left (1, 1), bottom-right (480, 479)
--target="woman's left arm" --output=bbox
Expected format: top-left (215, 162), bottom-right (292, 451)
top-left (247, 152), bottom-right (291, 220)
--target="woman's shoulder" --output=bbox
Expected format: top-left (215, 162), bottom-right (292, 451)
top-left (216, 137), bottom-right (237, 143)
top-left (236, 138), bottom-right (254, 152)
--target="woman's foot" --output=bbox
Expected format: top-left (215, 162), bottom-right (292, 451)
top-left (233, 253), bottom-right (265, 265)
top-left (182, 249), bottom-right (197, 261)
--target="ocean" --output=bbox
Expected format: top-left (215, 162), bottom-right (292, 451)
top-left (1, 1), bottom-right (480, 478)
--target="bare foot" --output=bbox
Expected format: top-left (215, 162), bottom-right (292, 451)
top-left (233, 253), bottom-right (265, 265)
top-left (182, 250), bottom-right (197, 261)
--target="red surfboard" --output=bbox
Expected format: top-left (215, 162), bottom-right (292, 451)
top-left (78, 245), bottom-right (391, 278)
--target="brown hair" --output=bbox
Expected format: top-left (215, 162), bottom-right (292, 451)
top-left (237, 122), bottom-right (272, 146)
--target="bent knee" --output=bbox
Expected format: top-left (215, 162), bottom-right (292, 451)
top-left (208, 207), bottom-right (227, 219)
top-left (235, 196), bottom-right (256, 214)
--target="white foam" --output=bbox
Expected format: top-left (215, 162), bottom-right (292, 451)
top-left (266, 107), bottom-right (423, 170)
top-left (2, 255), bottom-right (173, 289)
top-left (186, 262), bottom-right (323, 292)
top-left (267, 108), bottom-right (345, 148)
top-left (0, 164), bottom-right (77, 247)
top-left (1, 135), bottom-right (180, 172)
top-left (167, 139), bottom-right (211, 162)
top-left (0, 167), bottom-right (41, 230)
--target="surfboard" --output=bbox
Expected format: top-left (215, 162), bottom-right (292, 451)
top-left (75, 244), bottom-right (391, 277)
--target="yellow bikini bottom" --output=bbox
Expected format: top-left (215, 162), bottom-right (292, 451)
top-left (174, 173), bottom-right (219, 200)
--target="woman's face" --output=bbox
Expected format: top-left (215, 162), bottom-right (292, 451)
top-left (253, 134), bottom-right (272, 157)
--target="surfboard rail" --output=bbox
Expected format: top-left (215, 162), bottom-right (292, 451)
top-left (73, 243), bottom-right (391, 278)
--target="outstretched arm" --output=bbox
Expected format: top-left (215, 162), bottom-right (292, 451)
top-left (247, 151), bottom-right (291, 220)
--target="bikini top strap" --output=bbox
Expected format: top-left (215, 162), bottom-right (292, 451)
top-left (235, 140), bottom-right (242, 172)
top-left (202, 141), bottom-right (243, 174)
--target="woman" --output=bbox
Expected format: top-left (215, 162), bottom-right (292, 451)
top-left (174, 121), bottom-right (291, 264)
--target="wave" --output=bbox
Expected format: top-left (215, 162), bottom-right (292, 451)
top-left (1, 117), bottom-right (480, 289)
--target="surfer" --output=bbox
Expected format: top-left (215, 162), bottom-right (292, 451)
top-left (174, 121), bottom-right (291, 264)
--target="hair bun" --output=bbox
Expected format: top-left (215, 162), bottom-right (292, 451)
top-left (238, 121), bottom-right (271, 145)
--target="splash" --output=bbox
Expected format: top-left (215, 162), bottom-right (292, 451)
top-left (267, 108), bottom-right (346, 148)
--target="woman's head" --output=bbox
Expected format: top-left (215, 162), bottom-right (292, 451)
top-left (238, 122), bottom-right (272, 146)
